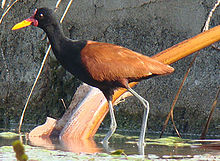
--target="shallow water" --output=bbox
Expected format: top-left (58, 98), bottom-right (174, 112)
top-left (0, 127), bottom-right (220, 160)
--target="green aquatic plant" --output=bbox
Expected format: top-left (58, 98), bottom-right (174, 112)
top-left (111, 149), bottom-right (126, 156)
top-left (145, 136), bottom-right (201, 147)
top-left (0, 132), bottom-right (20, 138)
top-left (12, 140), bottom-right (28, 161)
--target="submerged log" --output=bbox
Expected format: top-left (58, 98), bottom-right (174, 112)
top-left (29, 117), bottom-right (57, 137)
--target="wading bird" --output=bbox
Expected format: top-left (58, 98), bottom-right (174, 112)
top-left (12, 8), bottom-right (174, 148)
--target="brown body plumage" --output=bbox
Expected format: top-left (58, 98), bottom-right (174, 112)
top-left (81, 41), bottom-right (174, 82)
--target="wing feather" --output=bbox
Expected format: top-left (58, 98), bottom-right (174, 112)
top-left (80, 41), bottom-right (174, 81)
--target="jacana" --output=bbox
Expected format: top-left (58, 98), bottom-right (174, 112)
top-left (12, 8), bottom-right (174, 148)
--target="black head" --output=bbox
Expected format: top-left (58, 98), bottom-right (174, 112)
top-left (12, 7), bottom-right (58, 30)
top-left (33, 8), bottom-right (57, 29)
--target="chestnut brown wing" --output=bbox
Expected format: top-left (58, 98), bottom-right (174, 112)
top-left (80, 41), bottom-right (174, 82)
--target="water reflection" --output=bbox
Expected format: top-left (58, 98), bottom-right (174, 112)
top-left (0, 130), bottom-right (220, 159)
top-left (27, 133), bottom-right (220, 157)
top-left (28, 135), bottom-right (101, 153)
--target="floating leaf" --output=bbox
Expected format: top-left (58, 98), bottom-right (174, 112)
top-left (0, 132), bottom-right (20, 138)
top-left (97, 153), bottom-right (109, 157)
top-left (145, 136), bottom-right (200, 147)
top-left (111, 149), bottom-right (126, 156)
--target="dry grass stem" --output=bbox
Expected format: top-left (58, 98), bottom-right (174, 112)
top-left (113, 91), bottom-right (132, 106)
top-left (203, 0), bottom-right (220, 49)
top-left (200, 87), bottom-right (220, 139)
top-left (160, 52), bottom-right (200, 138)
top-left (160, 1), bottom-right (220, 138)
top-left (1, 0), bottom-right (6, 9)
top-left (0, 0), bottom-right (20, 24)
top-left (59, 0), bottom-right (74, 23)
top-left (212, 44), bottom-right (220, 50)
top-left (203, 0), bottom-right (220, 32)
top-left (55, 0), bottom-right (63, 9)
top-left (6, 0), bottom-right (13, 8)
top-left (19, 45), bottom-right (52, 133)
top-left (60, 98), bottom-right (67, 109)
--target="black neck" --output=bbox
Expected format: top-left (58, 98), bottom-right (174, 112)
top-left (43, 24), bottom-right (66, 55)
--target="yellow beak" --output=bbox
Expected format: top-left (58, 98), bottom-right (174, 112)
top-left (12, 17), bottom-right (38, 30)
top-left (12, 20), bottom-right (32, 30)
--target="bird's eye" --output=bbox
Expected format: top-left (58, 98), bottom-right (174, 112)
top-left (39, 13), bottom-right (44, 18)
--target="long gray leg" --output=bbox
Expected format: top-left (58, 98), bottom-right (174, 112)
top-left (127, 86), bottom-right (149, 153)
top-left (102, 100), bottom-right (117, 144)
